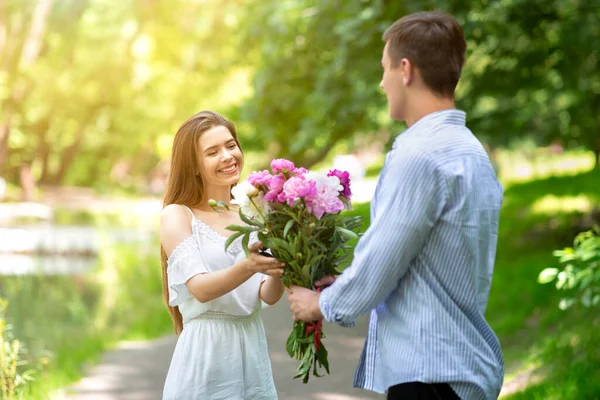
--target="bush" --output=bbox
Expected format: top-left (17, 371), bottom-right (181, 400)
top-left (0, 299), bottom-right (39, 399)
top-left (538, 228), bottom-right (600, 309)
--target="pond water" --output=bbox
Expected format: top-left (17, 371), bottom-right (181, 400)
top-left (0, 223), bottom-right (156, 275)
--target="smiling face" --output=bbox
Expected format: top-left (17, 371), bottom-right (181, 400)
top-left (197, 125), bottom-right (243, 188)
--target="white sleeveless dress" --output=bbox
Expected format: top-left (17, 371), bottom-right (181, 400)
top-left (162, 207), bottom-right (277, 400)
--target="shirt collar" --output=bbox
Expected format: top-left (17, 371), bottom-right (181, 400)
top-left (393, 109), bottom-right (466, 149)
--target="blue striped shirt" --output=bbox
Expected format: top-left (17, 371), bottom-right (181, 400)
top-left (319, 110), bottom-right (504, 399)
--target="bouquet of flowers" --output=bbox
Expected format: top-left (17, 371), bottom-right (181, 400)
top-left (210, 158), bottom-right (362, 383)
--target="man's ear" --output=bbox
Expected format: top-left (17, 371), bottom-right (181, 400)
top-left (400, 58), bottom-right (413, 86)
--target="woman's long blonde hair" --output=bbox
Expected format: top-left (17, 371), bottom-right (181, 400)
top-left (161, 110), bottom-right (241, 334)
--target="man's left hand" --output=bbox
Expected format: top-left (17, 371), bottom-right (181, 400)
top-left (287, 286), bottom-right (323, 322)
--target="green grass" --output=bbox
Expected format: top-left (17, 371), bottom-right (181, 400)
top-left (363, 147), bottom-right (596, 187)
top-left (0, 239), bottom-right (172, 399)
top-left (344, 166), bottom-right (600, 399)
top-left (493, 169), bottom-right (600, 399)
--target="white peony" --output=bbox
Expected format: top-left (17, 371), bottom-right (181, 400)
top-left (231, 180), bottom-right (257, 207)
top-left (240, 191), bottom-right (270, 223)
top-left (304, 171), bottom-right (343, 192)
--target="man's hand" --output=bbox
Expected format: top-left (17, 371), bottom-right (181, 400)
top-left (287, 286), bottom-right (324, 322)
top-left (314, 275), bottom-right (336, 288)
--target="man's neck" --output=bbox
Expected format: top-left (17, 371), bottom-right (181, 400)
top-left (404, 92), bottom-right (456, 127)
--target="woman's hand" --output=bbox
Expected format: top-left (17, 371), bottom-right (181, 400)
top-left (244, 242), bottom-right (285, 278)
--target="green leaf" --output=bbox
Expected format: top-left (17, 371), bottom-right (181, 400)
top-left (226, 224), bottom-right (258, 233)
top-left (224, 231), bottom-right (245, 251)
top-left (265, 237), bottom-right (294, 256)
top-left (538, 268), bottom-right (559, 284)
top-left (316, 343), bottom-right (330, 374)
top-left (556, 271), bottom-right (568, 290)
top-left (301, 263), bottom-right (312, 282)
top-left (242, 233), bottom-right (250, 258)
top-left (559, 298), bottom-right (576, 310)
top-left (283, 219), bottom-right (295, 239)
top-left (286, 330), bottom-right (297, 357)
top-left (238, 209), bottom-right (263, 228)
top-left (293, 346), bottom-right (314, 379)
top-left (313, 355), bottom-right (323, 378)
top-left (336, 226), bottom-right (358, 240)
top-left (581, 287), bottom-right (593, 307)
top-left (576, 268), bottom-right (594, 290)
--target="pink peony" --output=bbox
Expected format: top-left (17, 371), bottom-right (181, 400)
top-left (327, 169), bottom-right (351, 200)
top-left (248, 170), bottom-right (272, 187)
top-left (283, 176), bottom-right (317, 206)
top-left (271, 158), bottom-right (295, 174)
top-left (293, 167), bottom-right (308, 176)
top-left (264, 174), bottom-right (286, 203)
top-left (306, 181), bottom-right (345, 219)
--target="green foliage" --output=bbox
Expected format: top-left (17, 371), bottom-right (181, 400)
top-left (1, 0), bottom-right (247, 187)
top-left (1, 0), bottom-right (599, 191)
top-left (0, 238), bottom-right (171, 397)
top-left (236, 0), bottom-right (400, 166)
top-left (220, 198), bottom-right (362, 383)
top-left (538, 229), bottom-right (600, 310)
top-left (458, 0), bottom-right (600, 166)
top-left (0, 299), bottom-right (38, 400)
top-left (489, 167), bottom-right (600, 399)
top-left (239, 0), bottom-right (600, 167)
top-left (224, 201), bottom-right (362, 289)
top-left (227, 199), bottom-right (361, 383)
top-left (507, 315), bottom-right (600, 400)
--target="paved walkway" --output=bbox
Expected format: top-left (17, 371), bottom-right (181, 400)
top-left (65, 300), bottom-right (383, 400)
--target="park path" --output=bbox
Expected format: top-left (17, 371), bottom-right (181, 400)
top-left (65, 300), bottom-right (383, 400)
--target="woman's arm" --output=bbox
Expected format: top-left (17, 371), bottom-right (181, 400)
top-left (259, 276), bottom-right (285, 305)
top-left (161, 204), bottom-right (284, 303)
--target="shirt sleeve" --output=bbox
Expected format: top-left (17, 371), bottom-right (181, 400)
top-left (166, 235), bottom-right (208, 306)
top-left (319, 147), bottom-right (447, 326)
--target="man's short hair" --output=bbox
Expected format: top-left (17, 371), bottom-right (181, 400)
top-left (383, 12), bottom-right (466, 98)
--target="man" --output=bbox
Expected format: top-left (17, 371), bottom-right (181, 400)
top-left (287, 11), bottom-right (504, 400)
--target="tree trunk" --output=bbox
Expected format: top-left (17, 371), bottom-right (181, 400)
top-left (52, 120), bottom-right (89, 185)
top-left (36, 125), bottom-right (52, 184)
top-left (299, 140), bottom-right (337, 170)
top-left (19, 0), bottom-right (53, 66)
top-left (0, 0), bottom-right (54, 171)
top-left (19, 163), bottom-right (36, 201)
top-left (0, 121), bottom-right (10, 173)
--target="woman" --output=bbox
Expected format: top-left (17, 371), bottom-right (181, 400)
top-left (160, 111), bottom-right (285, 399)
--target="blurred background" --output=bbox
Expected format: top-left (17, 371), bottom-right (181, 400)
top-left (0, 0), bottom-right (599, 399)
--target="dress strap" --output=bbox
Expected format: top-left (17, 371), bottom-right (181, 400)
top-left (180, 205), bottom-right (196, 225)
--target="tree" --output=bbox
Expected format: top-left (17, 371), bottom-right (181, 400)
top-left (458, 0), bottom-right (600, 168)
top-left (0, 0), bottom-right (54, 172)
top-left (237, 0), bottom-right (600, 168)
top-left (1, 0), bottom-right (249, 189)
top-left (236, 0), bottom-right (408, 168)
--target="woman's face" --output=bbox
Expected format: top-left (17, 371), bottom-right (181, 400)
top-left (197, 125), bottom-right (243, 188)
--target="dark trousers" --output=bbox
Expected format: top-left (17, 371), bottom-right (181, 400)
top-left (387, 382), bottom-right (460, 400)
